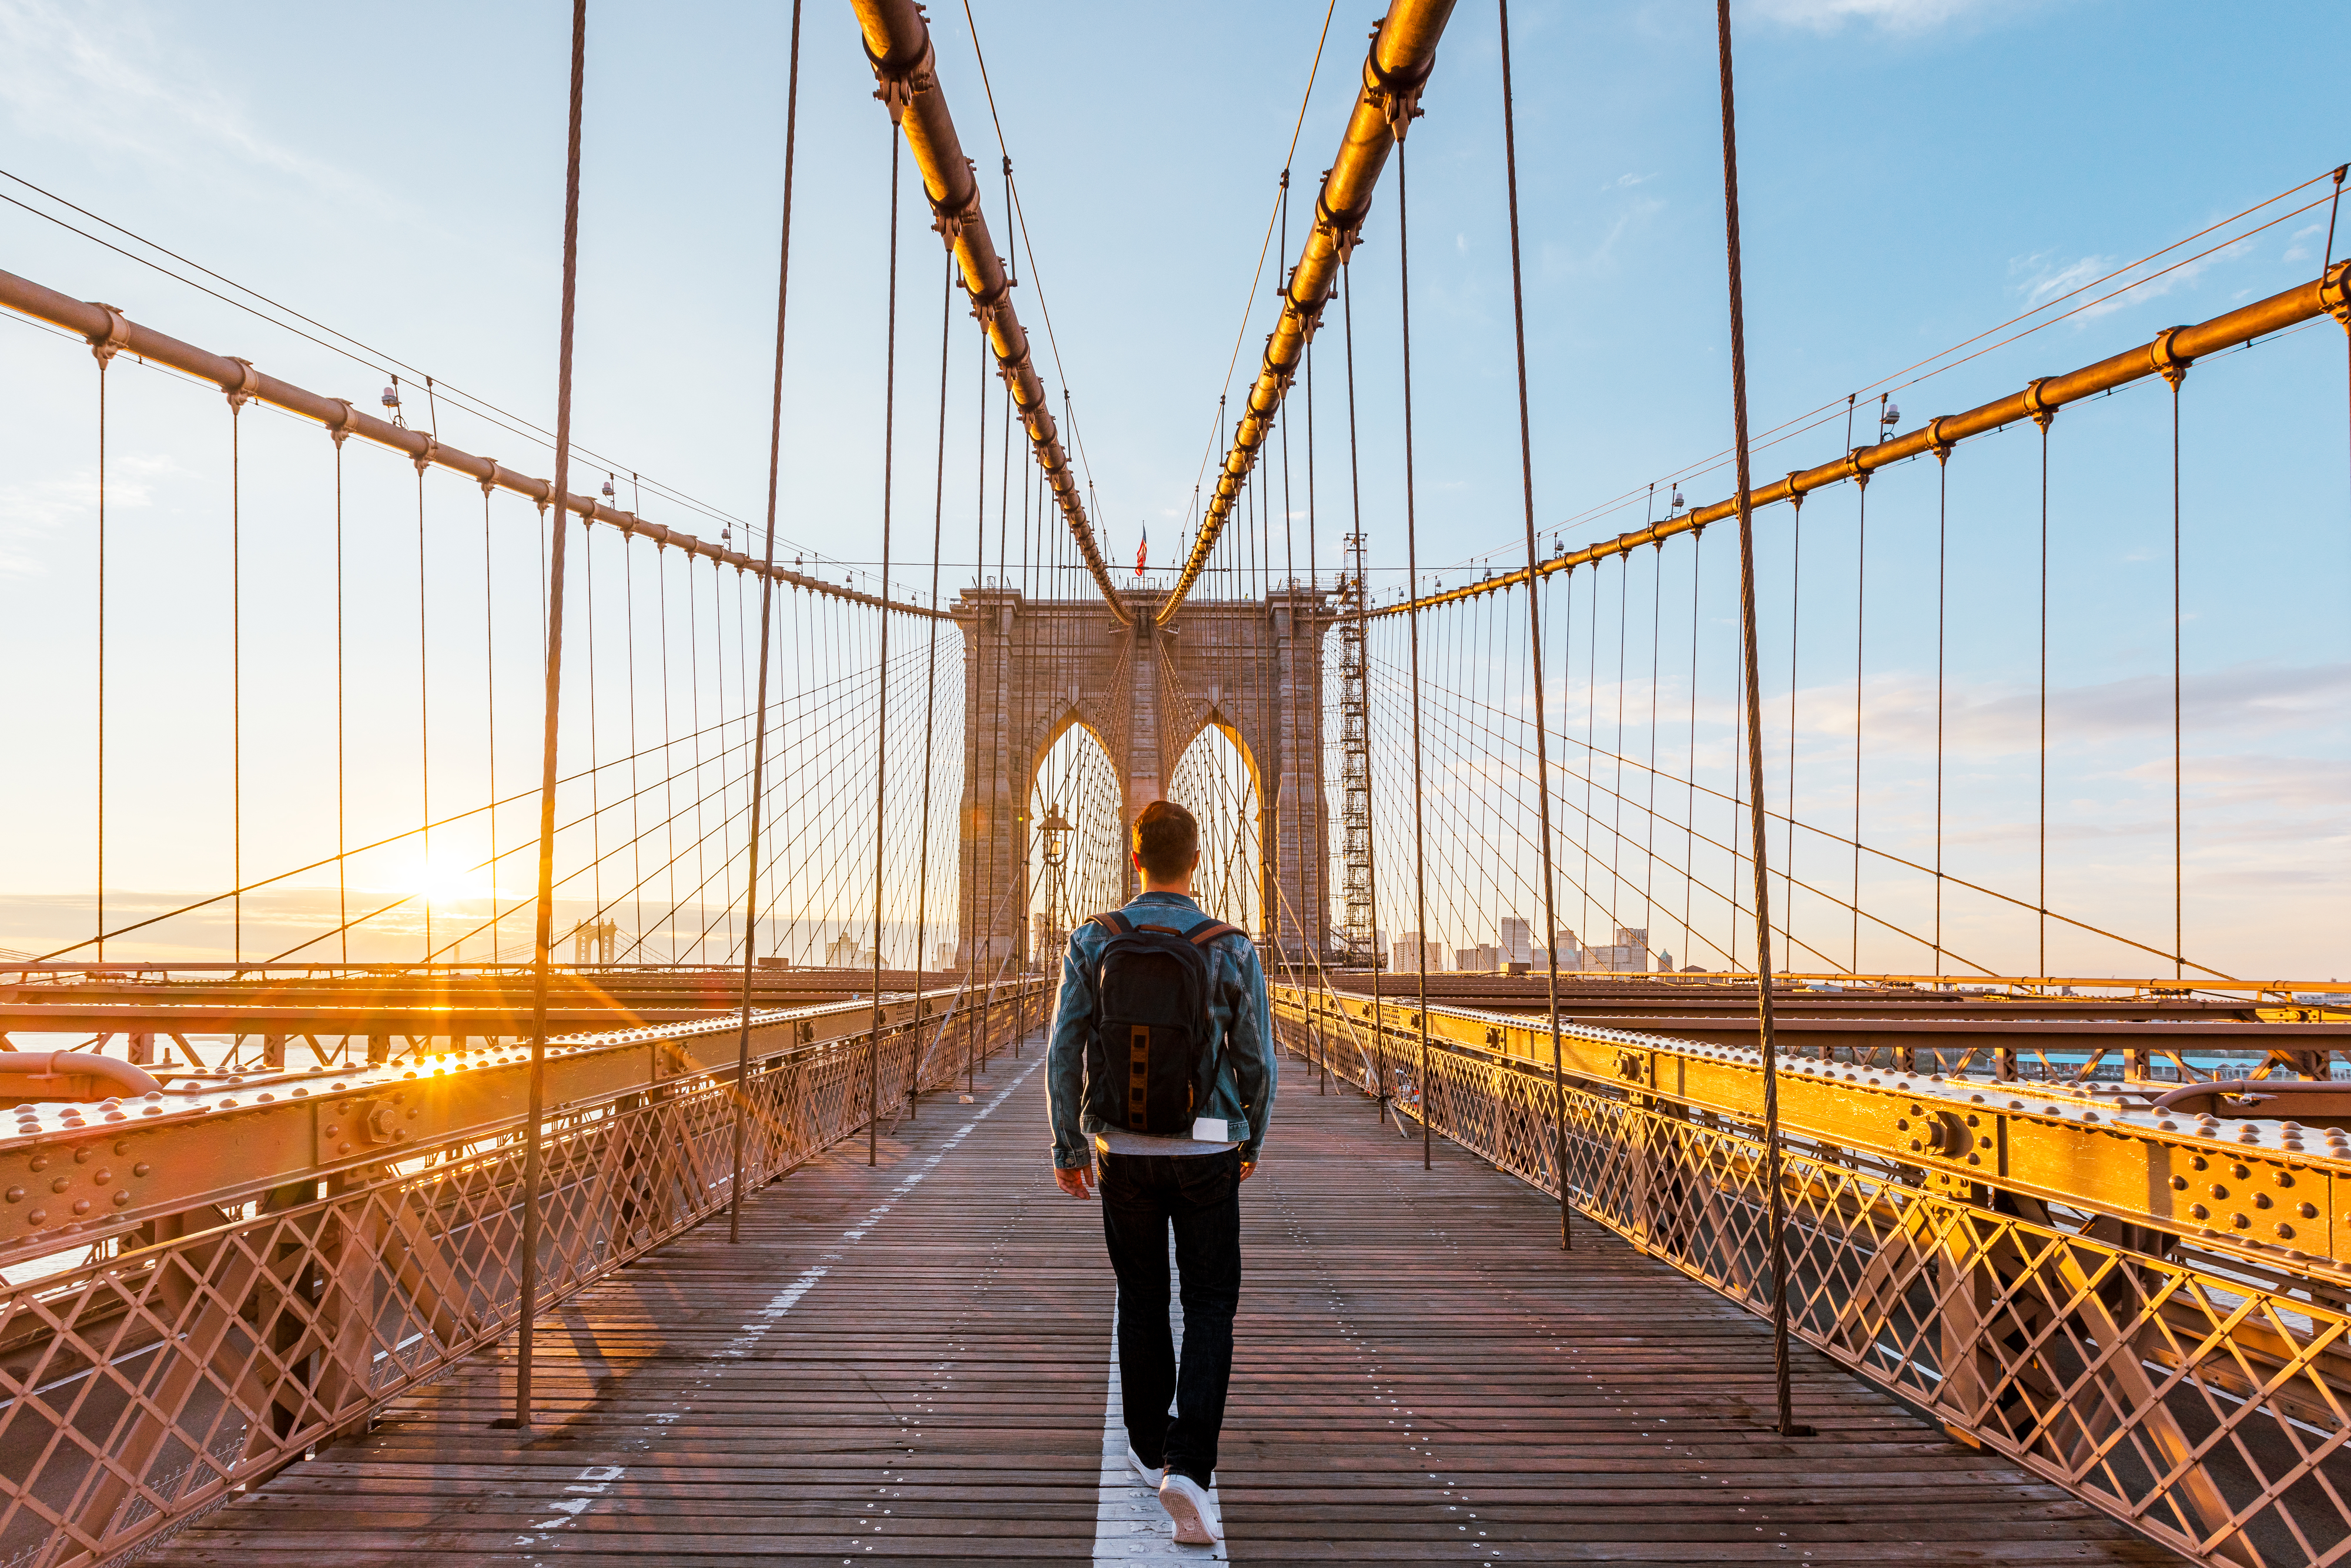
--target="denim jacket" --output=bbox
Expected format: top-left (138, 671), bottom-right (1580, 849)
top-left (1047, 892), bottom-right (1275, 1170)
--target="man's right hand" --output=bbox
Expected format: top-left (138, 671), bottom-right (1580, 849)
top-left (1054, 1164), bottom-right (1096, 1200)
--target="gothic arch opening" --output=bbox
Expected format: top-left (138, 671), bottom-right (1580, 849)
top-left (1168, 719), bottom-right (1263, 938)
top-left (1027, 713), bottom-right (1124, 966)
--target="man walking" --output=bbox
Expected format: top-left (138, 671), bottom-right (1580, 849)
top-left (1048, 799), bottom-right (1275, 1546)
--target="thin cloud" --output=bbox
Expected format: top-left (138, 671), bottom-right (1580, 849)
top-left (0, 0), bottom-right (363, 196)
top-left (1743, 0), bottom-right (2024, 32)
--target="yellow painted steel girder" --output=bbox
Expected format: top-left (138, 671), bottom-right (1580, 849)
top-left (1278, 984), bottom-right (2351, 1279)
top-left (0, 984), bottom-right (1042, 1268)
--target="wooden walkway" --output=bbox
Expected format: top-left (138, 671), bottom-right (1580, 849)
top-left (152, 1042), bottom-right (2183, 1566)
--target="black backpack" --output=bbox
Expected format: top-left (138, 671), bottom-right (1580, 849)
top-left (1081, 910), bottom-right (1244, 1135)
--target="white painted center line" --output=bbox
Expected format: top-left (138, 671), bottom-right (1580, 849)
top-left (1093, 1262), bottom-right (1227, 1562)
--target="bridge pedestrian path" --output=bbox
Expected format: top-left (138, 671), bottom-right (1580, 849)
top-left (149, 1039), bottom-right (2181, 1566)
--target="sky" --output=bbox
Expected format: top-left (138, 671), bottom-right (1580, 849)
top-left (0, 0), bottom-right (2344, 979)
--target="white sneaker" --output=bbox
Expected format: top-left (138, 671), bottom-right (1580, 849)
top-left (1157, 1472), bottom-right (1222, 1544)
top-left (1126, 1446), bottom-right (1163, 1488)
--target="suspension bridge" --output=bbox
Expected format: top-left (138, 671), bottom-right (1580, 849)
top-left (3, 1), bottom-right (2349, 1563)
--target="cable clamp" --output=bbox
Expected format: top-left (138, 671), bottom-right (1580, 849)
top-left (1784, 472), bottom-right (1806, 513)
top-left (2323, 259), bottom-right (2351, 329)
top-left (480, 460), bottom-right (502, 497)
top-left (2021, 376), bottom-right (2056, 430)
top-left (223, 356), bottom-right (261, 412)
top-left (1841, 448), bottom-right (1870, 488)
top-left (1363, 29), bottom-right (1434, 140)
top-left (863, 29), bottom-right (935, 125)
top-left (327, 398), bottom-right (363, 447)
top-left (413, 434), bottom-right (439, 475)
top-left (83, 301), bottom-right (132, 367)
top-left (1925, 416), bottom-right (1955, 464)
top-left (930, 166), bottom-right (981, 244)
top-left (2148, 326), bottom-right (2192, 388)
top-left (1318, 177), bottom-right (1369, 263)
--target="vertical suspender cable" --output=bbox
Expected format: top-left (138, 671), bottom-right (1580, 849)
top-left (1713, 0), bottom-right (1806, 1440)
top-left (2037, 411), bottom-right (2049, 982)
top-left (1396, 142), bottom-right (1433, 1175)
top-left (868, 120), bottom-right (903, 1165)
top-left (1783, 497), bottom-right (1800, 949)
top-left (913, 253), bottom-right (952, 1087)
top-left (1852, 471), bottom-right (1865, 976)
top-left (729, 0), bottom-right (804, 1244)
top-left (231, 398), bottom-right (242, 966)
top-left (334, 430), bottom-right (349, 964)
top-left (419, 464), bottom-right (433, 964)
top-left (1306, 331), bottom-right (1325, 1084)
top-left (1498, 0), bottom-right (1570, 1246)
top-left (94, 347), bottom-right (108, 962)
top-left (967, 316), bottom-right (985, 1093)
top-left (484, 485), bottom-right (500, 963)
top-left (1934, 451), bottom-right (1948, 979)
top-left (1342, 254), bottom-right (1383, 1121)
top-left (508, 0), bottom-right (589, 1435)
top-left (624, 533), bottom-right (642, 971)
top-left (1685, 532), bottom-right (1700, 969)
top-left (2169, 376), bottom-right (2183, 982)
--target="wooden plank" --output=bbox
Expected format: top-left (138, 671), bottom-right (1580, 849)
top-left (148, 1042), bottom-right (2185, 1566)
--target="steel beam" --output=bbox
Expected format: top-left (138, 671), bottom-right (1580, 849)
top-left (1282, 984), bottom-right (2351, 1276)
top-left (850, 0), bottom-right (1130, 624)
top-left (0, 269), bottom-right (950, 621)
top-left (0, 987), bottom-right (1010, 1266)
top-left (1159, 0), bottom-right (1462, 622)
top-left (1374, 257), bottom-right (2351, 619)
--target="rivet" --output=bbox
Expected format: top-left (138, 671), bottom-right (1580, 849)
top-left (2232, 1163), bottom-right (2251, 1180)
top-left (26, 1157), bottom-right (46, 1174)
top-left (2, 1187), bottom-right (21, 1203)
top-left (2276, 1222), bottom-right (2296, 1239)
top-left (2300, 1202), bottom-right (2319, 1219)
top-left (72, 1147), bottom-right (92, 1164)
top-left (71, 1199), bottom-right (91, 1215)
top-left (2190, 1204), bottom-right (2211, 1220)
top-left (112, 1191), bottom-right (130, 1207)
top-left (2233, 1213), bottom-right (2250, 1229)
top-left (133, 1162), bottom-right (149, 1177)
top-left (27, 1208), bottom-right (46, 1224)
top-left (2171, 1176), bottom-right (2189, 1191)
top-left (51, 1177), bottom-right (71, 1194)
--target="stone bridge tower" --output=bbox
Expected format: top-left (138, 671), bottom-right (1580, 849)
top-left (956, 586), bottom-right (1331, 970)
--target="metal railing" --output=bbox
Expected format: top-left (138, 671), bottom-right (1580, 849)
top-left (1275, 981), bottom-right (2351, 1568)
top-left (0, 982), bottom-right (1046, 1568)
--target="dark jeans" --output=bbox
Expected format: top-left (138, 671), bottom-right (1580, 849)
top-left (1098, 1147), bottom-right (1243, 1485)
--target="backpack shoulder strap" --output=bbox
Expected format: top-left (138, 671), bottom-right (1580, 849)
top-left (1089, 910), bottom-right (1135, 937)
top-left (1187, 920), bottom-right (1244, 949)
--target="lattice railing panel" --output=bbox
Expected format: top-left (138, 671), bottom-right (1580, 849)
top-left (0, 988), bottom-right (1046, 1568)
top-left (1274, 987), bottom-right (2351, 1568)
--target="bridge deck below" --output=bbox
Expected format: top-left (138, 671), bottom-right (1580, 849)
top-left (151, 1043), bottom-right (2181, 1566)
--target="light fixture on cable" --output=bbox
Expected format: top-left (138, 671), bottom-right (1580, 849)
top-left (381, 377), bottom-right (403, 428)
top-left (601, 475), bottom-right (615, 504)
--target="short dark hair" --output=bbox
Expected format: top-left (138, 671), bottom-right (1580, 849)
top-left (1132, 799), bottom-right (1200, 879)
